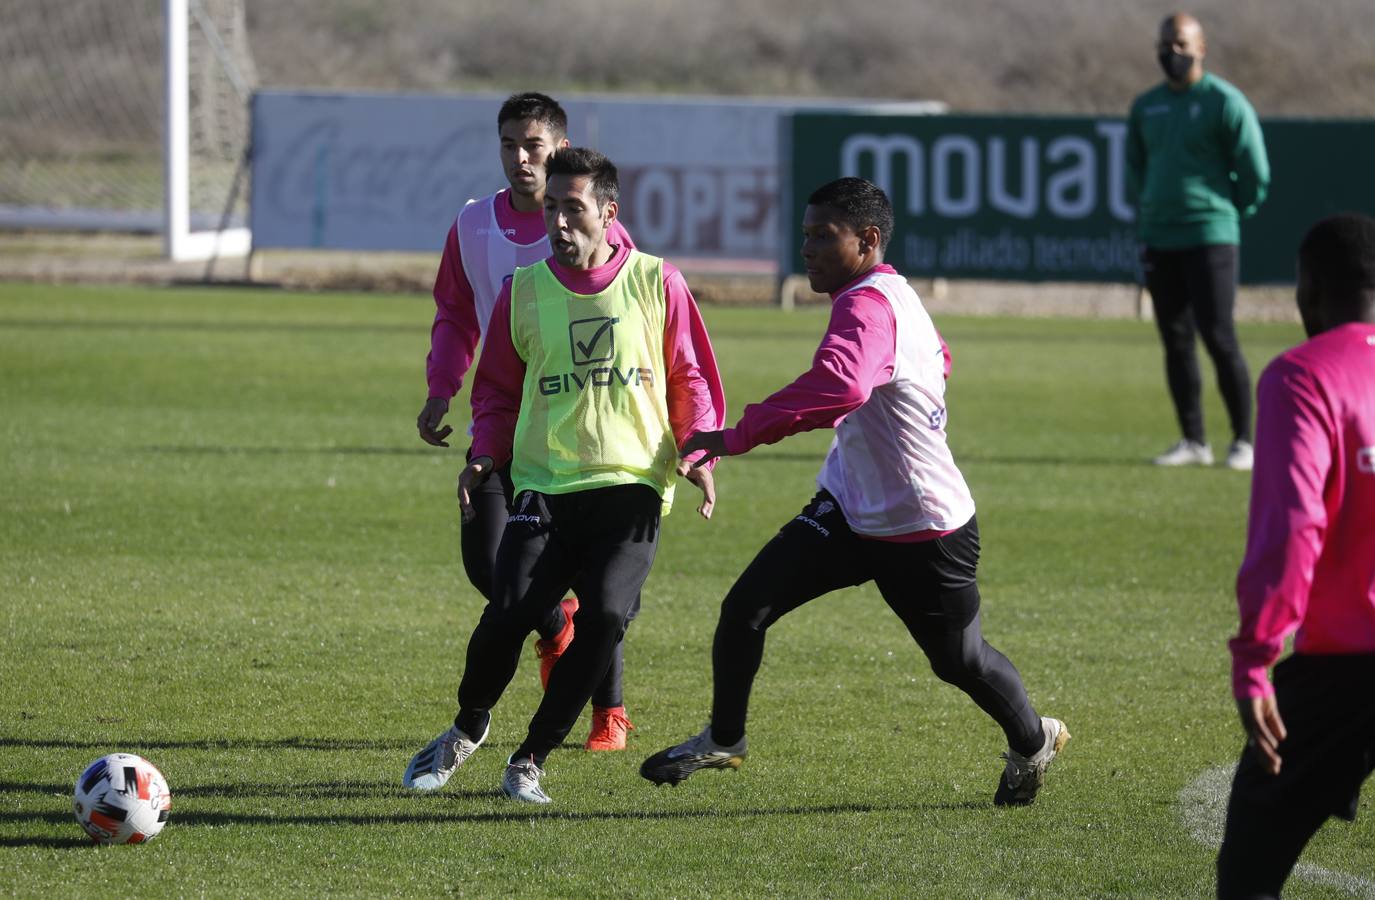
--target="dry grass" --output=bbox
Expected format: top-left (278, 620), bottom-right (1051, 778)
top-left (248, 0), bottom-right (1375, 115)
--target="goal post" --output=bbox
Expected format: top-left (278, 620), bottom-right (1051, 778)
top-left (164, 0), bottom-right (249, 261)
top-left (0, 0), bottom-right (254, 261)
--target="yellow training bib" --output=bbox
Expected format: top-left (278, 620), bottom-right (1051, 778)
top-left (508, 250), bottom-right (676, 512)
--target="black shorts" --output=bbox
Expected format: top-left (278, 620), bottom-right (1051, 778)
top-left (790, 489), bottom-right (979, 594)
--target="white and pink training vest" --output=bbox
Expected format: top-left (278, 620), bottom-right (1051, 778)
top-left (816, 269), bottom-right (976, 536)
top-left (455, 194), bottom-right (553, 345)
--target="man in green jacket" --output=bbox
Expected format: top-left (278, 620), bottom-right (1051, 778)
top-left (1127, 12), bottom-right (1270, 471)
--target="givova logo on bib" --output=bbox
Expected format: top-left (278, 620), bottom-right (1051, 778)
top-left (539, 316), bottom-right (656, 396)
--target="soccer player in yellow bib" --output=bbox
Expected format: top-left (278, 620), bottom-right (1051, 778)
top-left (415, 93), bottom-right (640, 751)
top-left (403, 147), bottom-right (725, 803)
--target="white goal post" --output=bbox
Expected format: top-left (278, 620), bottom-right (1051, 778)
top-left (164, 0), bottom-right (250, 261)
top-left (0, 0), bottom-right (253, 261)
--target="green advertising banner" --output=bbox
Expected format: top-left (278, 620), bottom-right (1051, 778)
top-left (786, 114), bottom-right (1375, 284)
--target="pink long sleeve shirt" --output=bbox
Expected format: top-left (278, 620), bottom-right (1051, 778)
top-left (1230, 321), bottom-right (1375, 699)
top-left (470, 243), bottom-right (725, 471)
top-left (722, 264), bottom-right (974, 539)
top-left (426, 188), bottom-right (634, 399)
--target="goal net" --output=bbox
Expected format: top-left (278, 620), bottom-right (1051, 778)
top-left (0, 0), bottom-right (256, 257)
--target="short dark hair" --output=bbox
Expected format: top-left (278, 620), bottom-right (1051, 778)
top-left (1298, 213), bottom-right (1375, 308)
top-left (545, 147), bottom-right (619, 208)
top-left (807, 177), bottom-right (895, 252)
top-left (497, 92), bottom-right (567, 140)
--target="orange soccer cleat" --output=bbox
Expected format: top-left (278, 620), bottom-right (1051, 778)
top-left (584, 705), bottom-right (635, 752)
top-left (534, 595), bottom-right (579, 690)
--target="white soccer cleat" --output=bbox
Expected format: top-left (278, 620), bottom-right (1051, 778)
top-left (1153, 439), bottom-right (1213, 467)
top-left (403, 722), bottom-right (488, 791)
top-left (501, 755), bottom-right (552, 804)
top-left (640, 726), bottom-right (747, 786)
top-left (1225, 440), bottom-right (1254, 471)
top-left (994, 716), bottom-right (1070, 806)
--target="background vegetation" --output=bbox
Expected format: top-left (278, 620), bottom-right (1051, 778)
top-left (247, 0), bottom-right (1375, 115)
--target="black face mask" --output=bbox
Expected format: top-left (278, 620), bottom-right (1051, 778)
top-left (1158, 50), bottom-right (1195, 82)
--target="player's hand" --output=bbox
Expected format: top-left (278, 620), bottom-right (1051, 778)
top-left (679, 429), bottom-right (729, 469)
top-left (681, 462), bottom-right (715, 520)
top-left (1236, 694), bottom-right (1286, 776)
top-left (457, 456), bottom-right (494, 523)
top-left (417, 397), bottom-right (454, 447)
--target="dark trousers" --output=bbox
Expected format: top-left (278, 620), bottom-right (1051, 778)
top-left (460, 460), bottom-right (634, 709)
top-left (1217, 654), bottom-right (1375, 899)
top-left (708, 492), bottom-right (1043, 756)
top-left (1144, 244), bottom-right (1252, 444)
top-left (456, 484), bottom-right (661, 764)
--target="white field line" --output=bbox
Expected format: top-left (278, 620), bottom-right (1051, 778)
top-left (1178, 764), bottom-right (1375, 899)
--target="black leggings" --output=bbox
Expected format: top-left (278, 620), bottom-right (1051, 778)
top-left (456, 484), bottom-right (661, 764)
top-left (708, 492), bottom-right (1043, 756)
top-left (1216, 654), bottom-right (1375, 898)
top-left (460, 460), bottom-right (634, 709)
top-left (1144, 244), bottom-right (1252, 444)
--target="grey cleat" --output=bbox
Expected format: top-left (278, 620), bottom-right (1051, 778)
top-left (501, 755), bottom-right (552, 804)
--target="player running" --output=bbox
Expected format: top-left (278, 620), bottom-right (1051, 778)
top-left (641, 177), bottom-right (1068, 806)
top-left (1216, 214), bottom-right (1375, 897)
top-left (406, 148), bottom-right (725, 803)
top-left (413, 93), bottom-right (638, 753)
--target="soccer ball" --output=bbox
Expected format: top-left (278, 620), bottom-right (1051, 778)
top-left (72, 753), bottom-right (172, 844)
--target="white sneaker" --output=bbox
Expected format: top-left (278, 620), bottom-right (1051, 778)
top-left (640, 726), bottom-right (747, 786)
top-left (994, 716), bottom-right (1070, 806)
top-left (501, 755), bottom-right (552, 804)
top-left (1225, 440), bottom-right (1254, 471)
top-left (402, 722), bottom-right (488, 791)
top-left (1153, 439), bottom-right (1213, 466)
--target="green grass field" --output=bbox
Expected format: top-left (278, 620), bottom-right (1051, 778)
top-left (1, 282), bottom-right (1370, 898)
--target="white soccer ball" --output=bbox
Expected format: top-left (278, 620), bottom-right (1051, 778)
top-left (72, 753), bottom-right (172, 844)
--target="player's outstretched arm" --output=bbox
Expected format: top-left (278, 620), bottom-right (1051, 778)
top-left (457, 455), bottom-right (495, 523)
top-left (417, 396), bottom-right (454, 447)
